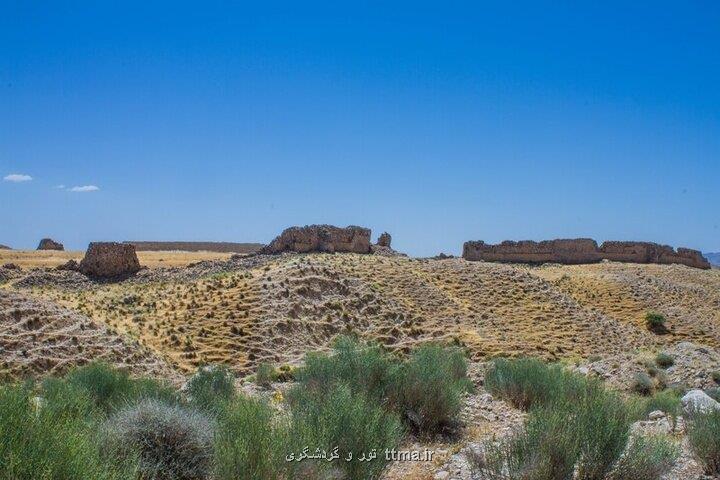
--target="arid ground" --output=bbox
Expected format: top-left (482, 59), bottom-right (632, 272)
top-left (2, 250), bottom-right (719, 479)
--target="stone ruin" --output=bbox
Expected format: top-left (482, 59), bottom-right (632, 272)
top-left (78, 242), bottom-right (142, 278)
top-left (376, 232), bottom-right (392, 248)
top-left (261, 225), bottom-right (372, 254)
top-left (37, 238), bottom-right (64, 251)
top-left (462, 238), bottom-right (710, 270)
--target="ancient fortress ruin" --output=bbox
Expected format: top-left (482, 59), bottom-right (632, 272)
top-left (261, 225), bottom-right (372, 254)
top-left (462, 239), bottom-right (710, 269)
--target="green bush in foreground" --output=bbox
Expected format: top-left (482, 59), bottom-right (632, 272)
top-left (288, 383), bottom-right (403, 480)
top-left (102, 399), bottom-right (215, 480)
top-left (186, 365), bottom-right (236, 412)
top-left (687, 409), bottom-right (720, 475)
top-left (391, 343), bottom-right (473, 434)
top-left (0, 384), bottom-right (132, 480)
top-left (481, 358), bottom-right (676, 480)
top-left (297, 335), bottom-right (397, 402)
top-left (608, 435), bottom-right (678, 480)
top-left (64, 362), bottom-right (177, 412)
top-left (631, 372), bottom-right (654, 396)
top-left (484, 357), bottom-right (585, 411)
top-left (214, 396), bottom-right (288, 480)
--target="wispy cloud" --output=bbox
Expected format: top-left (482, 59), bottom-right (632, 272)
top-left (3, 173), bottom-right (32, 182)
top-left (69, 185), bottom-right (100, 192)
top-left (53, 184), bottom-right (66, 189)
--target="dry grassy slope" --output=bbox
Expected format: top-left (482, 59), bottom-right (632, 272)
top-left (24, 253), bottom-right (720, 377)
top-left (0, 290), bottom-right (180, 381)
top-left (532, 262), bottom-right (720, 347)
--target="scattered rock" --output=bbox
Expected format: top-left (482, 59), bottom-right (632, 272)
top-left (79, 242), bottom-right (141, 278)
top-left (37, 238), bottom-right (64, 251)
top-left (2, 263), bottom-right (20, 270)
top-left (261, 225), bottom-right (371, 254)
top-left (681, 389), bottom-right (720, 414)
top-left (56, 259), bottom-right (79, 271)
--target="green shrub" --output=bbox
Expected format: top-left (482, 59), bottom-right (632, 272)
top-left (102, 399), bottom-right (215, 480)
top-left (712, 371), bottom-right (720, 384)
top-left (655, 352), bottom-right (674, 368)
top-left (214, 396), bottom-right (288, 480)
top-left (391, 343), bottom-right (472, 434)
top-left (65, 362), bottom-right (177, 412)
top-left (608, 435), bottom-right (679, 480)
top-left (186, 365), bottom-right (235, 411)
top-left (255, 362), bottom-right (276, 388)
top-left (485, 357), bottom-right (584, 411)
top-left (297, 335), bottom-right (397, 402)
top-left (687, 409), bottom-right (720, 475)
top-left (288, 383), bottom-right (402, 480)
top-left (645, 312), bottom-right (667, 332)
top-left (631, 372), bottom-right (654, 396)
top-left (0, 383), bottom-right (132, 479)
top-left (629, 390), bottom-right (682, 424)
top-left (481, 359), bottom-right (635, 480)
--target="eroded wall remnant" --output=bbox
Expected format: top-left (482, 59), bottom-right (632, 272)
top-left (462, 239), bottom-right (710, 269)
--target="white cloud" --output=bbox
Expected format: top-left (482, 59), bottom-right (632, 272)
top-left (53, 184), bottom-right (66, 189)
top-left (69, 185), bottom-right (100, 192)
top-left (3, 173), bottom-right (32, 182)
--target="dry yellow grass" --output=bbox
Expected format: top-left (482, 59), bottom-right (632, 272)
top-left (17, 252), bottom-right (719, 377)
top-left (0, 249), bottom-right (232, 269)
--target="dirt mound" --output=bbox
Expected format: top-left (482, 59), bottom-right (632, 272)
top-left (79, 242), bottom-right (141, 278)
top-left (125, 241), bottom-right (263, 253)
top-left (464, 238), bottom-right (710, 269)
top-left (261, 225), bottom-right (371, 254)
top-left (0, 290), bottom-right (179, 381)
top-left (37, 238), bottom-right (64, 251)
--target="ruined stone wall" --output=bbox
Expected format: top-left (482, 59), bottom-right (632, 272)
top-left (79, 242), bottom-right (142, 277)
top-left (261, 225), bottom-right (372, 254)
top-left (463, 238), bottom-right (710, 269)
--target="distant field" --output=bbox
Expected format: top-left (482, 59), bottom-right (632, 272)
top-left (125, 241), bottom-right (263, 253)
top-left (0, 250), bottom-right (233, 269)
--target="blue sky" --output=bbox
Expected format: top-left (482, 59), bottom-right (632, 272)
top-left (2, 2), bottom-right (719, 256)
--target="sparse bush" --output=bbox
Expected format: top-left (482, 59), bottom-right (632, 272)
top-left (631, 372), bottom-right (654, 396)
top-left (0, 383), bottom-right (133, 479)
top-left (645, 312), bottom-right (667, 332)
top-left (288, 383), bottom-right (403, 480)
top-left (608, 435), bottom-right (679, 480)
top-left (102, 399), bottom-right (215, 480)
top-left (391, 343), bottom-right (472, 434)
top-left (214, 395), bottom-right (288, 480)
top-left (255, 362), bottom-right (276, 388)
top-left (687, 409), bottom-right (720, 475)
top-left (712, 371), bottom-right (720, 384)
top-left (186, 365), bottom-right (235, 411)
top-left (655, 352), bottom-right (674, 368)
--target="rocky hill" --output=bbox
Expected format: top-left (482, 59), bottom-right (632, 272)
top-left (9, 252), bottom-right (718, 377)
